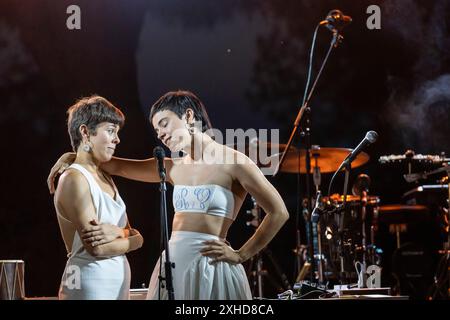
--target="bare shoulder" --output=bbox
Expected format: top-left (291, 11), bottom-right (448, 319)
top-left (220, 144), bottom-right (258, 176)
top-left (221, 144), bottom-right (252, 163)
top-left (58, 168), bottom-right (86, 186)
top-left (56, 169), bottom-right (89, 200)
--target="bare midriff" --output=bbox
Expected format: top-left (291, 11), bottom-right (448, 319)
top-left (172, 212), bottom-right (234, 239)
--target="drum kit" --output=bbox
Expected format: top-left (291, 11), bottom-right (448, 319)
top-left (245, 141), bottom-right (449, 299)
top-left (266, 143), bottom-right (379, 286)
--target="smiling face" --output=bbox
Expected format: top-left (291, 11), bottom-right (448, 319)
top-left (85, 122), bottom-right (121, 162)
top-left (151, 109), bottom-right (193, 152)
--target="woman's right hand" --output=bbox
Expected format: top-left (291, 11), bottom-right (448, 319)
top-left (81, 219), bottom-right (124, 247)
top-left (47, 152), bottom-right (76, 194)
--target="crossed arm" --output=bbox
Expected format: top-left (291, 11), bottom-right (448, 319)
top-left (55, 169), bottom-right (143, 257)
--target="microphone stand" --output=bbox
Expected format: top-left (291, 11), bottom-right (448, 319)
top-left (274, 28), bottom-right (343, 284)
top-left (157, 170), bottom-right (175, 300)
top-left (338, 161), bottom-right (351, 285)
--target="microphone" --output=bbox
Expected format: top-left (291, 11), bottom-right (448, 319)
top-left (153, 146), bottom-right (166, 181)
top-left (343, 131), bottom-right (378, 167)
top-left (327, 131), bottom-right (377, 196)
top-left (320, 9), bottom-right (352, 32)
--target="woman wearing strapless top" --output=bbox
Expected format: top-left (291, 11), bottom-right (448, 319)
top-left (53, 96), bottom-right (143, 300)
top-left (48, 90), bottom-right (289, 300)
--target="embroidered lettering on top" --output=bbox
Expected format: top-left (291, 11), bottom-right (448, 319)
top-left (194, 188), bottom-right (212, 210)
top-left (174, 187), bottom-right (212, 211)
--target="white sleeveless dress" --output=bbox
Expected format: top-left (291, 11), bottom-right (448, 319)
top-left (57, 164), bottom-right (131, 300)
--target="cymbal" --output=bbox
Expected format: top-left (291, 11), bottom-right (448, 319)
top-left (270, 147), bottom-right (370, 174)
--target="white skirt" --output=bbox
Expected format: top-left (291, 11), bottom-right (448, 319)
top-left (147, 231), bottom-right (252, 300)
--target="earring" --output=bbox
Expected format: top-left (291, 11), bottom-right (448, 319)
top-left (82, 143), bottom-right (91, 152)
top-left (186, 123), bottom-right (195, 135)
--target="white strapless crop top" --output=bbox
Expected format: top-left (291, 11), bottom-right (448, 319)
top-left (173, 184), bottom-right (236, 220)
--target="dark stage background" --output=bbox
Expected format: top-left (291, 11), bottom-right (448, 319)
top-left (0, 0), bottom-right (449, 298)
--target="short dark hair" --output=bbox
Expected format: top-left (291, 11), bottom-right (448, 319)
top-left (67, 95), bottom-right (125, 152)
top-left (149, 90), bottom-right (212, 132)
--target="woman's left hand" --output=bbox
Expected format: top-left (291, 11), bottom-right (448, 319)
top-left (47, 152), bottom-right (76, 194)
top-left (200, 240), bottom-right (243, 265)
